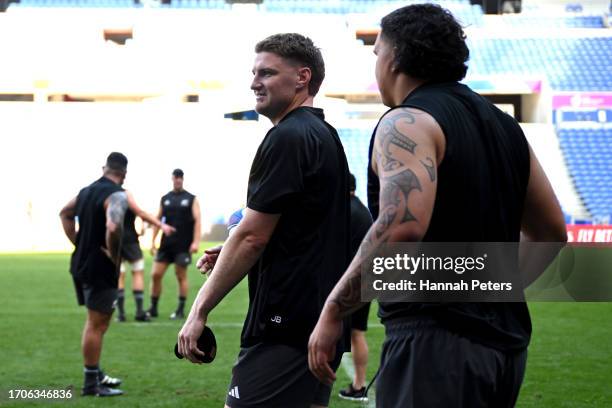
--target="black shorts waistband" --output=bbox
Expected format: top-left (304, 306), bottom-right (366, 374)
top-left (383, 316), bottom-right (440, 336)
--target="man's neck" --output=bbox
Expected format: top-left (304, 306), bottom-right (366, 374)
top-left (271, 94), bottom-right (314, 126)
top-left (391, 76), bottom-right (426, 106)
top-left (103, 173), bottom-right (122, 185)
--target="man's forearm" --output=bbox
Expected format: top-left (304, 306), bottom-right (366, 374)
top-left (519, 235), bottom-right (566, 287)
top-left (190, 231), bottom-right (264, 320)
top-left (61, 217), bottom-right (77, 245)
top-left (137, 210), bottom-right (162, 229)
top-left (326, 220), bottom-right (391, 319)
top-left (151, 226), bottom-right (160, 247)
top-left (59, 198), bottom-right (77, 245)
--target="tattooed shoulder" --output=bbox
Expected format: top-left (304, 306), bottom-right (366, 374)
top-left (375, 109), bottom-right (421, 172)
top-left (108, 191), bottom-right (128, 224)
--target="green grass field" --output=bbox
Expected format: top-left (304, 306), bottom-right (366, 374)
top-left (0, 246), bottom-right (610, 407)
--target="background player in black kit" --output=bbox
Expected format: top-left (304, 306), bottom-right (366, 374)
top-left (149, 168), bottom-right (201, 320)
top-left (338, 174), bottom-right (373, 402)
top-left (116, 192), bottom-right (175, 322)
top-left (177, 33), bottom-right (351, 408)
top-left (309, 4), bottom-right (567, 408)
top-left (59, 152), bottom-right (130, 397)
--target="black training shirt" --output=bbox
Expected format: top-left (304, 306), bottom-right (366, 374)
top-left (242, 106), bottom-right (351, 350)
top-left (70, 176), bottom-right (123, 288)
top-left (159, 190), bottom-right (195, 250)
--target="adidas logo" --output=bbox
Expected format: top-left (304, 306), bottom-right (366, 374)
top-left (228, 386), bottom-right (240, 399)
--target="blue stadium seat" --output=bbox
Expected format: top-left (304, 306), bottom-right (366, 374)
top-left (467, 37), bottom-right (612, 92)
top-left (337, 127), bottom-right (372, 201)
top-left (559, 127), bottom-right (612, 219)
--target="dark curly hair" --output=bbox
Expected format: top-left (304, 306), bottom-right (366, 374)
top-left (380, 4), bottom-right (469, 82)
top-left (255, 33), bottom-right (325, 96)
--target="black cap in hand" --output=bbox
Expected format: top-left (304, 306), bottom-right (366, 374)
top-left (174, 326), bottom-right (217, 363)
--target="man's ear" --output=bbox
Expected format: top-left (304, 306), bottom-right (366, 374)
top-left (296, 67), bottom-right (312, 91)
top-left (391, 62), bottom-right (401, 74)
top-left (390, 48), bottom-right (401, 73)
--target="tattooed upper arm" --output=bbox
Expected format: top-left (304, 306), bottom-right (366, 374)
top-left (376, 111), bottom-right (417, 172)
top-left (325, 109), bottom-right (443, 315)
top-left (107, 191), bottom-right (128, 228)
top-left (373, 108), bottom-right (439, 239)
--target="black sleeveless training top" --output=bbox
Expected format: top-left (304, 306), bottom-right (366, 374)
top-left (367, 82), bottom-right (531, 351)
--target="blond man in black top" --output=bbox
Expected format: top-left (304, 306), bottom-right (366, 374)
top-left (177, 34), bottom-right (351, 408)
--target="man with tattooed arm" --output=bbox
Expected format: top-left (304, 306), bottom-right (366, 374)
top-left (60, 152), bottom-right (130, 397)
top-left (308, 5), bottom-right (567, 407)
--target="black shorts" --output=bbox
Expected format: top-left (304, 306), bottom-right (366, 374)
top-left (121, 242), bottom-right (143, 262)
top-left (376, 317), bottom-right (528, 408)
top-left (351, 302), bottom-right (371, 331)
top-left (73, 277), bottom-right (117, 315)
top-left (226, 343), bottom-right (343, 408)
top-left (155, 247), bottom-right (191, 266)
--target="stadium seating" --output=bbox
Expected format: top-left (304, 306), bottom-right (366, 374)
top-left (467, 37), bottom-right (612, 91)
top-left (17, 0), bottom-right (135, 7)
top-left (12, 0), bottom-right (606, 34)
top-left (338, 127), bottom-right (372, 201)
top-left (261, 0), bottom-right (482, 21)
top-left (337, 124), bottom-right (612, 223)
top-left (522, 123), bottom-right (592, 221)
top-left (500, 14), bottom-right (604, 28)
top-left (558, 127), bottom-right (612, 220)
top-left (13, 0), bottom-right (473, 10)
top-left (12, 0), bottom-right (483, 22)
top-left (11, 0), bottom-right (607, 34)
top-left (6, 0), bottom-right (611, 225)
top-left (338, 127), bottom-right (370, 172)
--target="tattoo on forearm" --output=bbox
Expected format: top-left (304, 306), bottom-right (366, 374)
top-left (420, 157), bottom-right (436, 182)
top-left (329, 233), bottom-right (382, 315)
top-left (329, 274), bottom-right (362, 312)
top-left (330, 170), bottom-right (421, 315)
top-left (330, 110), bottom-right (426, 316)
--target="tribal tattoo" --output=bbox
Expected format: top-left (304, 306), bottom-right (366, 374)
top-left (107, 191), bottom-right (128, 262)
top-left (420, 157), bottom-right (436, 182)
top-left (377, 111), bottom-right (417, 171)
top-left (329, 232), bottom-right (390, 313)
top-left (329, 110), bottom-right (425, 316)
top-left (108, 191), bottom-right (128, 225)
top-left (377, 169), bottom-right (422, 233)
